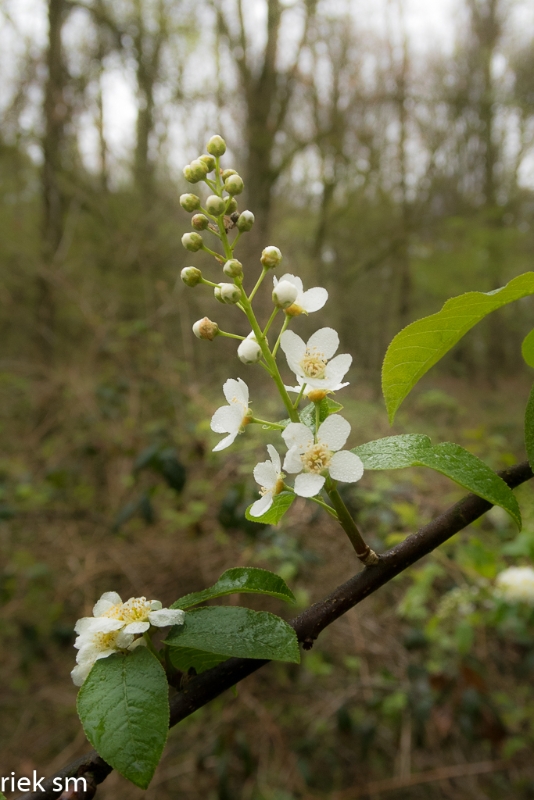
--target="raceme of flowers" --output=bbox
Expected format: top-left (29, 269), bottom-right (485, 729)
top-left (71, 592), bottom-right (185, 686)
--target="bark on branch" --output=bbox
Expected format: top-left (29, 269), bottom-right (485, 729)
top-left (17, 460), bottom-right (533, 800)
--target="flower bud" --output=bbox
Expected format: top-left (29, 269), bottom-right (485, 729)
top-left (307, 389), bottom-right (328, 403)
top-left (218, 282), bottom-right (241, 304)
top-left (190, 158), bottom-right (209, 181)
top-left (207, 135), bottom-right (227, 157)
top-left (183, 165), bottom-right (199, 184)
top-left (191, 214), bottom-right (209, 231)
top-left (272, 279), bottom-right (298, 309)
top-left (226, 197), bottom-right (238, 214)
top-left (224, 174), bottom-right (244, 195)
top-left (181, 266), bottom-right (202, 287)
top-left (221, 169), bottom-right (236, 181)
top-left (193, 317), bottom-right (219, 341)
top-left (261, 246), bottom-right (282, 269)
top-left (214, 286), bottom-right (225, 304)
top-left (182, 232), bottom-right (203, 252)
top-left (199, 154), bottom-right (216, 172)
top-left (205, 195), bottom-right (226, 216)
top-left (180, 193), bottom-right (201, 212)
top-left (236, 210), bottom-right (255, 232)
top-left (223, 259), bottom-right (243, 278)
top-left (238, 333), bottom-right (262, 364)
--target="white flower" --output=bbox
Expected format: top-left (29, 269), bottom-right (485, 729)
top-left (280, 328), bottom-right (352, 391)
top-left (495, 567), bottom-right (534, 605)
top-left (71, 626), bottom-right (141, 687)
top-left (273, 274), bottom-right (328, 316)
top-left (250, 445), bottom-right (284, 517)
top-left (238, 333), bottom-right (262, 364)
top-left (272, 280), bottom-right (299, 309)
top-left (282, 415), bottom-right (364, 497)
top-left (210, 378), bottom-right (251, 451)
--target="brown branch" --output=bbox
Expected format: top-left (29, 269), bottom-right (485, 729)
top-left (17, 460), bottom-right (533, 800)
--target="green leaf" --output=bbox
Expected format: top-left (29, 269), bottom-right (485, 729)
top-left (77, 648), bottom-right (169, 789)
top-left (526, 384), bottom-right (534, 471)
top-left (168, 646), bottom-right (227, 674)
top-left (298, 397), bottom-right (344, 434)
top-left (245, 491), bottom-right (295, 525)
top-left (353, 435), bottom-right (521, 528)
top-left (0, 792), bottom-right (6, 800)
top-left (522, 329), bottom-right (534, 368)
top-left (172, 567), bottom-right (296, 609)
top-left (382, 272), bottom-right (534, 422)
top-left (165, 606), bottom-right (300, 664)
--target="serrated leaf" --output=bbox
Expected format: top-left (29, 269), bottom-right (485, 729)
top-left (169, 646), bottom-right (227, 674)
top-left (77, 648), bottom-right (169, 789)
top-left (353, 435), bottom-right (521, 528)
top-left (245, 491), bottom-right (295, 525)
top-left (522, 329), bottom-right (534, 368)
top-left (165, 606), bottom-right (300, 664)
top-left (172, 567), bottom-right (296, 609)
top-left (526, 384), bottom-right (534, 471)
top-left (382, 272), bottom-right (534, 422)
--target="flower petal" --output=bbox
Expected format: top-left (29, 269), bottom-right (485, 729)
top-left (212, 432), bottom-right (238, 452)
top-left (325, 353), bottom-right (352, 384)
top-left (223, 377), bottom-right (249, 408)
top-left (148, 608), bottom-right (186, 627)
top-left (266, 444), bottom-right (281, 473)
top-left (71, 663), bottom-right (93, 686)
top-left (150, 600), bottom-right (163, 611)
top-left (211, 404), bottom-right (243, 434)
top-left (283, 446), bottom-right (304, 474)
top-left (294, 473), bottom-right (325, 497)
top-left (254, 460), bottom-right (278, 489)
top-left (249, 493), bottom-right (274, 517)
top-left (280, 330), bottom-right (306, 371)
top-left (75, 617), bottom-right (124, 635)
top-left (93, 591), bottom-right (122, 616)
top-left (307, 327), bottom-right (339, 359)
top-left (317, 414), bottom-right (351, 451)
top-left (329, 451), bottom-right (364, 483)
top-left (282, 422), bottom-right (314, 451)
top-left (301, 287), bottom-right (328, 313)
top-left (116, 630), bottom-right (136, 649)
top-left (123, 621), bottom-right (150, 635)
top-left (277, 273), bottom-right (303, 295)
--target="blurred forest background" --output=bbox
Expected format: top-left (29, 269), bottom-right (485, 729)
top-left (1, 0), bottom-right (534, 797)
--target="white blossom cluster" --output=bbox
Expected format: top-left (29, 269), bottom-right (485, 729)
top-left (72, 592), bottom-right (184, 685)
top-left (495, 566), bottom-right (534, 605)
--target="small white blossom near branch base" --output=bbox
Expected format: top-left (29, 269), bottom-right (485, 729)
top-left (282, 415), bottom-right (364, 497)
top-left (274, 274), bottom-right (328, 316)
top-left (280, 328), bottom-right (352, 391)
top-left (495, 566), bottom-right (534, 605)
top-left (250, 445), bottom-right (285, 517)
top-left (210, 378), bottom-right (251, 450)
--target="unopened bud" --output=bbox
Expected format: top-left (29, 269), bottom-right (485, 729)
top-left (308, 389), bottom-right (328, 403)
top-left (183, 165), bottom-right (199, 184)
top-left (199, 154), bottom-right (216, 172)
top-left (236, 210), bottom-right (255, 232)
top-left (182, 232), bottom-right (203, 252)
top-left (272, 279), bottom-right (298, 309)
top-left (180, 193), bottom-right (201, 212)
top-left (193, 317), bottom-right (219, 341)
top-left (218, 282), bottom-right (241, 304)
top-left (223, 259), bottom-right (243, 278)
top-left (226, 197), bottom-right (238, 214)
top-left (190, 158), bottom-right (209, 181)
top-left (207, 135), bottom-right (227, 157)
top-left (261, 246), bottom-right (282, 269)
top-left (191, 213), bottom-right (209, 231)
top-left (181, 266), bottom-right (202, 287)
top-left (238, 333), bottom-right (262, 364)
top-left (221, 169), bottom-right (237, 181)
top-left (205, 195), bottom-right (226, 216)
top-left (224, 174), bottom-right (244, 195)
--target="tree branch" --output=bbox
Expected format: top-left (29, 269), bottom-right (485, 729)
top-left (17, 460), bottom-right (533, 800)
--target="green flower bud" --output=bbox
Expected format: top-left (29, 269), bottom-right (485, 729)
top-left (224, 174), bottom-right (244, 195)
top-left (218, 282), bottom-right (241, 304)
top-left (207, 135), bottom-right (227, 157)
top-left (182, 232), bottom-right (203, 252)
top-left (272, 279), bottom-right (298, 309)
top-left (191, 213), bottom-right (209, 231)
top-left (199, 154), bottom-right (216, 172)
top-left (193, 317), bottom-right (219, 340)
top-left (238, 333), bottom-right (262, 364)
top-left (181, 267), bottom-right (202, 287)
top-left (183, 165), bottom-right (200, 184)
top-left (236, 210), bottom-right (255, 232)
top-left (226, 197), bottom-right (238, 214)
top-left (223, 259), bottom-right (243, 278)
top-left (261, 246), bottom-right (282, 269)
top-left (190, 158), bottom-right (209, 181)
top-left (221, 169), bottom-right (237, 181)
top-left (180, 193), bottom-right (201, 212)
top-left (214, 286), bottom-right (224, 304)
top-left (205, 195), bottom-right (226, 216)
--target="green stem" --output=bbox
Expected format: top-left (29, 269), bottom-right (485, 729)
top-left (249, 266), bottom-right (268, 303)
top-left (250, 417), bottom-right (286, 430)
top-left (215, 157), bottom-right (222, 193)
top-left (263, 307), bottom-right (279, 337)
top-left (200, 278), bottom-right (219, 288)
top-left (219, 330), bottom-right (246, 341)
top-left (232, 231), bottom-right (242, 251)
top-left (201, 244), bottom-right (222, 260)
top-left (315, 402), bottom-right (321, 435)
top-left (199, 206), bottom-right (218, 223)
top-left (273, 315), bottom-right (290, 357)
top-left (325, 478), bottom-right (376, 562)
top-left (308, 495), bottom-right (339, 520)
top-left (204, 177), bottom-right (217, 192)
top-left (292, 382), bottom-right (307, 410)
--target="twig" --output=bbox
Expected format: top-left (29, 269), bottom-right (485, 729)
top-left (17, 460), bottom-right (533, 800)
